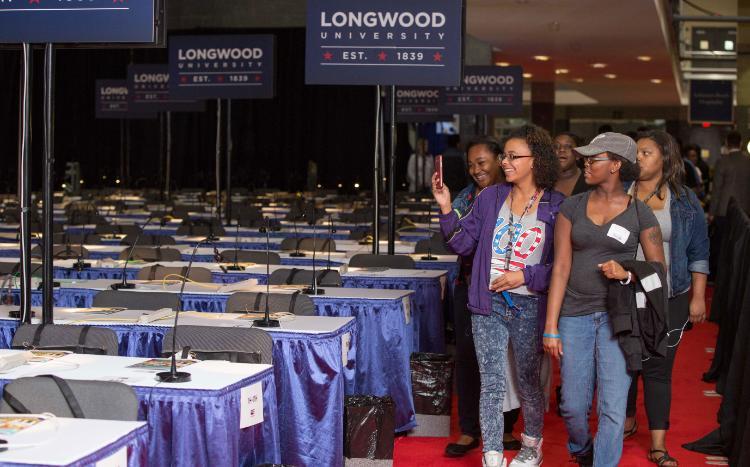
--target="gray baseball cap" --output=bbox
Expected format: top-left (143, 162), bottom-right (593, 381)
top-left (574, 132), bottom-right (637, 163)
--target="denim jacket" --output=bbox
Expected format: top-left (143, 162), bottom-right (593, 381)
top-left (439, 183), bottom-right (565, 317)
top-left (669, 186), bottom-right (710, 296)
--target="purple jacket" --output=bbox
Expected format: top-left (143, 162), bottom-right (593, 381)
top-left (439, 183), bottom-right (565, 318)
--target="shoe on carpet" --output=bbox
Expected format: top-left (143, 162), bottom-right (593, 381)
top-left (623, 420), bottom-right (638, 440)
top-left (574, 450), bottom-right (593, 466)
top-left (444, 437), bottom-right (480, 457)
top-left (503, 437), bottom-right (522, 451)
top-left (509, 434), bottom-right (543, 466)
top-left (482, 450), bottom-right (507, 467)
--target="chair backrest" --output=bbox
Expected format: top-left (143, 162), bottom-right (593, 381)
top-left (279, 237), bottom-right (335, 253)
top-left (54, 233), bottom-right (102, 246)
top-left (120, 234), bottom-right (176, 246)
top-left (226, 291), bottom-right (316, 316)
top-left (0, 376), bottom-right (139, 421)
top-left (219, 249), bottom-right (281, 265)
top-left (0, 262), bottom-right (43, 276)
top-left (349, 253), bottom-right (416, 269)
top-left (32, 245), bottom-right (90, 259)
top-left (162, 325), bottom-right (273, 364)
top-left (11, 324), bottom-right (119, 356)
top-left (92, 290), bottom-right (180, 310)
top-left (136, 265), bottom-right (213, 283)
top-left (268, 268), bottom-right (342, 287)
top-left (413, 238), bottom-right (451, 255)
top-left (175, 224), bottom-right (227, 237)
top-left (118, 246), bottom-right (182, 262)
top-left (95, 224), bottom-right (143, 236)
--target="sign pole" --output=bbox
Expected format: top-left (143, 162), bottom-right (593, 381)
top-left (42, 43), bottom-right (55, 325)
top-left (387, 85), bottom-right (397, 255)
top-left (158, 112), bottom-right (164, 200)
top-left (215, 99), bottom-right (222, 222)
top-left (17, 43), bottom-right (33, 324)
top-left (372, 85), bottom-right (381, 255)
top-left (165, 111), bottom-right (172, 200)
top-left (225, 99), bottom-right (233, 227)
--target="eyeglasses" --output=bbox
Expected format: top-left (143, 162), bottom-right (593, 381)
top-left (582, 156), bottom-right (611, 167)
top-left (500, 152), bottom-right (534, 163)
top-left (553, 143), bottom-right (574, 152)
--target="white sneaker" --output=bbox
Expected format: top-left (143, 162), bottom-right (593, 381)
top-left (482, 450), bottom-right (507, 467)
top-left (509, 434), bottom-right (543, 466)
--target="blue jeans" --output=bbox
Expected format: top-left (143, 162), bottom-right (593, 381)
top-left (472, 293), bottom-right (544, 453)
top-left (559, 312), bottom-right (632, 467)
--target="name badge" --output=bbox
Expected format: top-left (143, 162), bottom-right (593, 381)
top-left (607, 223), bottom-right (630, 244)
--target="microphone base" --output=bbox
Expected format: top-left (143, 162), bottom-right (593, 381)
top-left (289, 252), bottom-right (306, 257)
top-left (253, 317), bottom-right (281, 328)
top-left (302, 287), bottom-right (325, 295)
top-left (36, 281), bottom-right (61, 291)
top-left (110, 282), bottom-right (136, 290)
top-left (155, 371), bottom-right (192, 383)
top-left (224, 265), bottom-right (245, 271)
top-left (8, 310), bottom-right (35, 319)
top-left (74, 262), bottom-right (92, 271)
top-left (206, 235), bottom-right (221, 242)
top-left (420, 255), bottom-right (439, 261)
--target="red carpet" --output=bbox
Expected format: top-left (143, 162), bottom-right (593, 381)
top-left (395, 293), bottom-right (725, 466)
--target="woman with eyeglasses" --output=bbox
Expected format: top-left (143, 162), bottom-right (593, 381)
top-left (543, 132), bottom-right (666, 467)
top-left (621, 130), bottom-right (709, 467)
top-left (553, 132), bottom-right (589, 197)
top-left (433, 125), bottom-right (563, 467)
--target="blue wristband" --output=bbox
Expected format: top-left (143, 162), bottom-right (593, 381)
top-left (543, 333), bottom-right (560, 339)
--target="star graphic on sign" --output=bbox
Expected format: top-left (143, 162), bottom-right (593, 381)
top-left (217, 76), bottom-right (224, 82)
top-left (113, 0), bottom-right (125, 3)
top-left (433, 52), bottom-right (443, 62)
top-left (180, 76), bottom-right (188, 83)
top-left (323, 51), bottom-right (333, 61)
top-left (28, 0), bottom-right (40, 4)
top-left (377, 51), bottom-right (387, 61)
top-left (255, 75), bottom-right (262, 82)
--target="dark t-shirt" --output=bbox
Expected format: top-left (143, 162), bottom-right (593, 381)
top-left (559, 191), bottom-right (659, 316)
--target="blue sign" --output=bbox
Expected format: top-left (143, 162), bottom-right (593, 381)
top-left (442, 66), bottom-right (524, 116)
top-left (169, 35), bottom-right (275, 100)
top-left (0, 0), bottom-right (158, 44)
top-left (386, 87), bottom-right (453, 122)
top-left (689, 80), bottom-right (734, 124)
top-left (127, 65), bottom-right (205, 114)
top-left (305, 0), bottom-right (464, 86)
top-left (95, 80), bottom-right (155, 120)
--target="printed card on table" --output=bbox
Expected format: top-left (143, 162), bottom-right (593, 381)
top-left (240, 382), bottom-right (264, 429)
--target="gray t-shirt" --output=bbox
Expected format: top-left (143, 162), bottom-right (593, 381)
top-left (633, 188), bottom-right (673, 296)
top-left (559, 191), bottom-right (659, 316)
top-left (489, 199), bottom-right (546, 295)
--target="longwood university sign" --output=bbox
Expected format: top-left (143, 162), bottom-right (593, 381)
top-left (127, 64), bottom-right (205, 113)
top-left (305, 0), bottom-right (464, 86)
top-left (95, 80), bottom-right (155, 119)
top-left (442, 66), bottom-right (524, 116)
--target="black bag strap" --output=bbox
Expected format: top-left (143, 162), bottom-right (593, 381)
top-left (289, 290), bottom-right (301, 314)
top-left (180, 345), bottom-right (192, 359)
top-left (32, 324), bottom-right (46, 347)
top-left (253, 293), bottom-right (264, 311)
top-left (317, 269), bottom-right (334, 285)
top-left (286, 268), bottom-right (302, 285)
top-left (180, 266), bottom-right (188, 279)
top-left (3, 375), bottom-right (85, 418)
top-left (3, 389), bottom-right (31, 414)
top-left (77, 325), bottom-right (92, 353)
top-left (148, 265), bottom-right (160, 281)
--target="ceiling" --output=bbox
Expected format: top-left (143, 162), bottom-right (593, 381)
top-left (466, 0), bottom-right (681, 106)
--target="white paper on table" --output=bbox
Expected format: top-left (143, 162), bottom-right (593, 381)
top-left (402, 297), bottom-right (411, 325)
top-left (239, 382), bottom-right (264, 429)
top-left (217, 279), bottom-right (259, 293)
top-left (341, 332), bottom-right (351, 366)
top-left (95, 445), bottom-right (127, 467)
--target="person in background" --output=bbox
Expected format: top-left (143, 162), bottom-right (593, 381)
top-left (554, 132), bottom-right (589, 197)
top-left (544, 132), bottom-right (665, 467)
top-left (622, 130), bottom-right (709, 467)
top-left (434, 125), bottom-right (563, 467)
top-left (445, 136), bottom-right (524, 458)
top-left (407, 138), bottom-right (435, 193)
top-left (683, 144), bottom-right (710, 197)
top-left (442, 134), bottom-right (468, 197)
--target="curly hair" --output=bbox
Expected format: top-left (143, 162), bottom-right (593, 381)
top-left (506, 125), bottom-right (560, 190)
top-left (638, 130), bottom-right (685, 199)
top-left (465, 136), bottom-right (502, 159)
top-left (608, 153), bottom-right (640, 182)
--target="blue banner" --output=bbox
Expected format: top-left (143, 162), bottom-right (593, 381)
top-left (127, 65), bottom-right (205, 114)
top-left (442, 66), bottom-right (524, 116)
top-left (689, 80), bottom-right (734, 124)
top-left (305, 0), bottom-right (464, 86)
top-left (95, 80), bottom-right (156, 120)
top-left (386, 87), bottom-right (453, 122)
top-left (169, 35), bottom-right (275, 100)
top-left (0, 0), bottom-right (157, 44)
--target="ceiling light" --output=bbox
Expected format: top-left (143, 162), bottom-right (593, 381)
top-left (637, 56), bottom-right (652, 62)
top-left (650, 78), bottom-right (662, 84)
top-left (523, 73), bottom-right (533, 79)
top-left (533, 55), bottom-right (550, 61)
top-left (725, 40), bottom-right (734, 51)
top-left (555, 68), bottom-right (569, 74)
top-left (573, 78), bottom-right (584, 83)
top-left (495, 61), bottom-right (510, 67)
top-left (604, 73), bottom-right (617, 79)
top-left (591, 63), bottom-right (607, 69)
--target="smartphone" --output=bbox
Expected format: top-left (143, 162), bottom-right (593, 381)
top-left (435, 155), bottom-right (443, 189)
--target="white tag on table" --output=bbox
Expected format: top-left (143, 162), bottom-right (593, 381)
top-left (341, 332), bottom-right (351, 366)
top-left (240, 382), bottom-right (264, 429)
top-left (96, 446), bottom-right (127, 467)
top-left (402, 297), bottom-right (411, 324)
top-left (635, 292), bottom-right (646, 309)
top-left (607, 223), bottom-right (630, 244)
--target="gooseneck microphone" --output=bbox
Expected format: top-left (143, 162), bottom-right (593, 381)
top-left (420, 209), bottom-right (438, 261)
top-left (303, 208), bottom-right (324, 295)
top-left (326, 214), bottom-right (335, 271)
top-left (289, 214), bottom-right (305, 257)
top-left (225, 222), bottom-right (244, 271)
top-left (254, 218), bottom-right (280, 328)
top-left (111, 216), bottom-right (155, 290)
top-left (156, 236), bottom-right (211, 383)
top-left (74, 233), bottom-right (91, 272)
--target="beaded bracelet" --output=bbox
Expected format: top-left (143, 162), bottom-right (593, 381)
top-left (543, 333), bottom-right (560, 339)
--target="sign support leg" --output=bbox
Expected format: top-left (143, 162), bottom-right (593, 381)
top-left (17, 43), bottom-right (33, 324)
top-left (215, 99), bottom-right (222, 223)
top-left (42, 43), bottom-right (55, 325)
top-left (372, 86), bottom-right (381, 255)
top-left (165, 111), bottom-right (172, 201)
top-left (225, 99), bottom-right (233, 226)
top-left (387, 85), bottom-right (397, 255)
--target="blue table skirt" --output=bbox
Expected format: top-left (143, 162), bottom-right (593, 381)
top-left (10, 288), bottom-right (417, 432)
top-left (0, 367), bottom-right (280, 467)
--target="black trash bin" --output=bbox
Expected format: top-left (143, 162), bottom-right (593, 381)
top-left (344, 395), bottom-right (395, 466)
top-left (409, 352), bottom-right (453, 437)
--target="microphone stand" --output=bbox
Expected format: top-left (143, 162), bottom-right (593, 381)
top-left (326, 214), bottom-right (335, 271)
top-left (254, 218), bottom-right (280, 327)
top-left (225, 222), bottom-right (244, 271)
top-left (303, 210), bottom-right (324, 295)
top-left (111, 216), bottom-right (155, 290)
top-left (420, 209), bottom-right (438, 261)
top-left (74, 232), bottom-right (91, 272)
top-left (156, 237), bottom-right (211, 383)
top-left (289, 215), bottom-right (305, 257)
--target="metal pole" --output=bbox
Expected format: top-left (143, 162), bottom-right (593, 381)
top-left (165, 111), bottom-right (172, 201)
top-left (17, 43), bottom-right (32, 324)
top-left (225, 99), bottom-right (233, 226)
top-left (158, 113), bottom-right (164, 200)
top-left (215, 99), bottom-right (222, 222)
top-left (387, 85), bottom-right (397, 255)
top-left (42, 44), bottom-right (55, 325)
top-left (372, 86), bottom-right (381, 255)
top-left (119, 120), bottom-right (125, 186)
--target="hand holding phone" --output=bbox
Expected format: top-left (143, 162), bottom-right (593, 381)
top-left (435, 155), bottom-right (443, 189)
